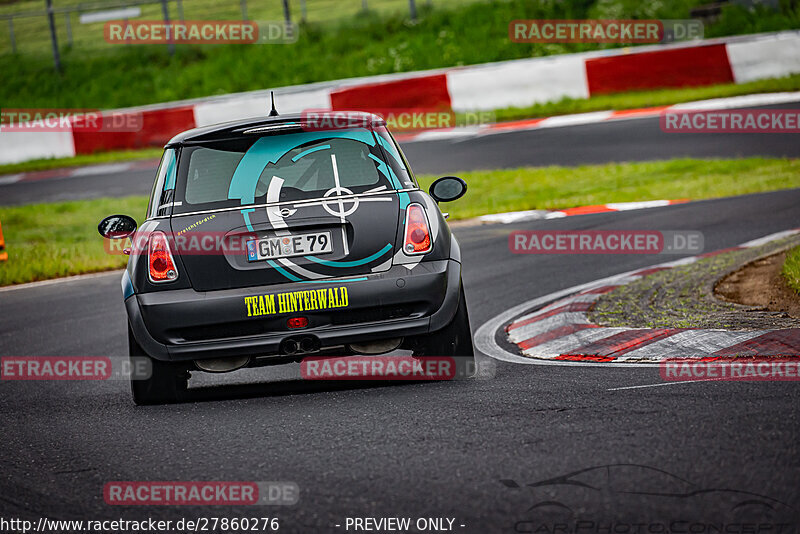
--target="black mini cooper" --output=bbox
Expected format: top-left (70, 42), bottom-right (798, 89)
top-left (99, 111), bottom-right (473, 404)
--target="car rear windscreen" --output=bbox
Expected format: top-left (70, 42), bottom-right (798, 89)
top-left (172, 128), bottom-right (412, 214)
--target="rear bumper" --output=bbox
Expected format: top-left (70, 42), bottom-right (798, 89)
top-left (126, 259), bottom-right (461, 362)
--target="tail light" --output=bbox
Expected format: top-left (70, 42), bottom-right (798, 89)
top-left (403, 203), bottom-right (432, 255)
top-left (148, 231), bottom-right (178, 283)
top-left (287, 317), bottom-right (309, 329)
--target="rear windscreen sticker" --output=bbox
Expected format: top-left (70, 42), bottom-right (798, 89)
top-left (306, 243), bottom-right (392, 268)
top-left (163, 149), bottom-right (178, 191)
top-left (291, 144), bottom-right (331, 162)
top-left (227, 129), bottom-right (376, 205)
top-left (227, 133), bottom-right (400, 282)
top-left (176, 214), bottom-right (216, 235)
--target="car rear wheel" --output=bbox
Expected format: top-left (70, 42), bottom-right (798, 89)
top-left (128, 325), bottom-right (189, 405)
top-left (413, 282), bottom-right (475, 379)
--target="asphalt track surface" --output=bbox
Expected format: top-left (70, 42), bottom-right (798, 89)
top-left (1, 101), bottom-right (800, 205)
top-left (2, 187), bottom-right (800, 530)
top-left (2, 100), bottom-right (800, 529)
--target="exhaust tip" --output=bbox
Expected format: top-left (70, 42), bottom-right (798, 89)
top-left (194, 356), bottom-right (250, 373)
top-left (299, 336), bottom-right (318, 353)
top-left (281, 336), bottom-right (321, 355)
top-left (282, 339), bottom-right (299, 355)
top-left (349, 338), bottom-right (403, 355)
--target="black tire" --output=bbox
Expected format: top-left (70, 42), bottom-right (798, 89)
top-left (413, 282), bottom-right (475, 379)
top-left (128, 325), bottom-right (189, 405)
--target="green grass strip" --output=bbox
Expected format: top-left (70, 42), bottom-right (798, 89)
top-left (783, 246), bottom-right (800, 294)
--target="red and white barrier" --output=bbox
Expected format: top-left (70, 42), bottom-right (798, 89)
top-left (1, 130), bottom-right (76, 162)
top-left (584, 43), bottom-right (734, 95)
top-left (331, 73), bottom-right (451, 111)
top-left (71, 106), bottom-right (196, 154)
top-left (447, 54), bottom-right (589, 111)
top-left (1, 30), bottom-right (798, 165)
top-left (727, 31), bottom-right (800, 83)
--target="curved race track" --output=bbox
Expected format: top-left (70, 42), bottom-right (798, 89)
top-left (1, 103), bottom-right (800, 530)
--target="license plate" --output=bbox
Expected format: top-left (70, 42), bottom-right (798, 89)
top-left (247, 231), bottom-right (333, 262)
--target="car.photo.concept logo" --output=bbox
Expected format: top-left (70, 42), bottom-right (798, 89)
top-left (502, 464), bottom-right (796, 530)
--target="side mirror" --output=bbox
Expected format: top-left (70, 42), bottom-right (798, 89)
top-left (429, 176), bottom-right (467, 203)
top-left (98, 214), bottom-right (137, 239)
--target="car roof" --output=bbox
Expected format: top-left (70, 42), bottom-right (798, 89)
top-left (166, 111), bottom-right (385, 146)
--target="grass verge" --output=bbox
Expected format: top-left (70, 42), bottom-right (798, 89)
top-left (0, 196), bottom-right (148, 286)
top-left (589, 234), bottom-right (800, 331)
top-left (783, 246), bottom-right (800, 294)
top-left (2, 0), bottom-right (799, 109)
top-left (0, 148), bottom-right (163, 176)
top-left (1, 157), bottom-right (799, 286)
top-left (417, 157), bottom-right (800, 220)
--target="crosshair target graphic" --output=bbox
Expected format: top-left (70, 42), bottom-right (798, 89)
top-left (322, 186), bottom-right (360, 218)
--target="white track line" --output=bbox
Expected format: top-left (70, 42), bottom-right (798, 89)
top-left (70, 163), bottom-right (134, 176)
top-left (0, 270), bottom-right (124, 293)
top-left (607, 378), bottom-right (725, 391)
top-left (0, 174), bottom-right (23, 185)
